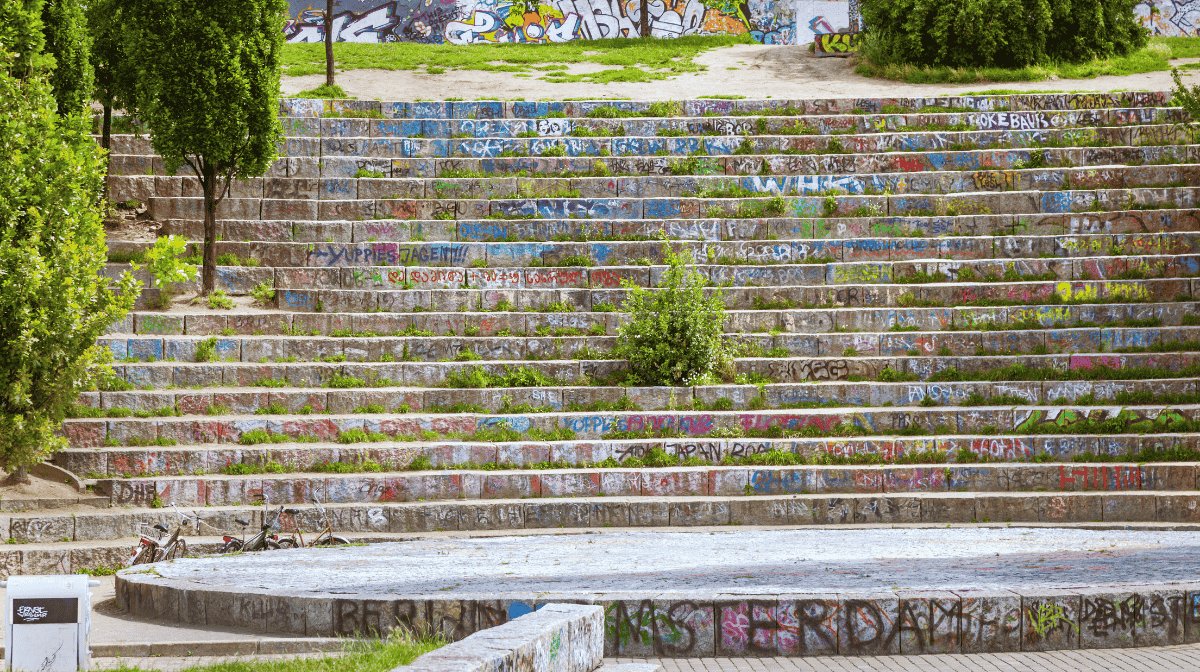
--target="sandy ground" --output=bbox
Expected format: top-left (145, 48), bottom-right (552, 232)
top-left (0, 471), bottom-right (84, 500)
top-left (281, 44), bottom-right (1200, 102)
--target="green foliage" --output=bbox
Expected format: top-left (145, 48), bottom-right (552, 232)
top-left (250, 281), bottom-right (275, 306)
top-left (194, 336), bottom-right (218, 363)
top-left (87, 0), bottom-right (139, 146)
top-left (859, 0), bottom-right (1148, 68)
top-left (126, 0), bottom-right (286, 294)
top-left (0, 41), bottom-right (137, 472)
top-left (40, 0), bottom-right (92, 116)
top-left (137, 235), bottom-right (198, 294)
top-left (296, 83), bottom-right (348, 98)
top-left (615, 244), bottom-right (729, 385)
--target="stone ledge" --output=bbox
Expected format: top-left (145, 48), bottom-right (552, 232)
top-left (394, 603), bottom-right (602, 672)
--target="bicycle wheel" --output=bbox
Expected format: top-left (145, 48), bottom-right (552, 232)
top-left (276, 538), bottom-right (298, 549)
top-left (129, 543), bottom-right (154, 566)
top-left (219, 539), bottom-right (243, 554)
top-left (164, 539), bottom-right (188, 560)
top-left (313, 534), bottom-right (350, 547)
top-left (265, 539), bottom-right (282, 550)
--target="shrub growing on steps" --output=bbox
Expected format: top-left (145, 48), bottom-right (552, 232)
top-left (0, 34), bottom-right (137, 481)
top-left (615, 243), bottom-right (731, 386)
top-left (859, 0), bottom-right (1148, 68)
top-left (123, 0), bottom-right (286, 295)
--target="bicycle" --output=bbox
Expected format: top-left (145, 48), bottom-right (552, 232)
top-left (129, 504), bottom-right (198, 566)
top-left (220, 496), bottom-right (284, 553)
top-left (276, 495), bottom-right (350, 549)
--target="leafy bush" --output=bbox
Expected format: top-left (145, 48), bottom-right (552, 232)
top-left (139, 235), bottom-right (198, 297)
top-left (615, 244), bottom-right (730, 385)
top-left (859, 0), bottom-right (1148, 68)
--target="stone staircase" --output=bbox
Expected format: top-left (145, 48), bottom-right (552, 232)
top-left (20, 90), bottom-right (1200, 575)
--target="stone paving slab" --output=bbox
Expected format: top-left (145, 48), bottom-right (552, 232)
top-left (608, 647), bottom-right (1200, 672)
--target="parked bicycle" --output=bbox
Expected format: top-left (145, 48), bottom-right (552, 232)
top-left (276, 495), bottom-right (350, 549)
top-left (219, 497), bottom-right (285, 554)
top-left (129, 504), bottom-right (199, 566)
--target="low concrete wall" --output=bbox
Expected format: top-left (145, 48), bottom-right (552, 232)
top-left (114, 570), bottom-right (1200, 656)
top-left (396, 603), bottom-right (603, 672)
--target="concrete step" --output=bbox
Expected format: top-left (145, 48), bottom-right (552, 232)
top-left (104, 109), bottom-right (1187, 153)
top-left (60, 401), bottom-right (1200, 447)
top-left (94, 325), bottom-right (1200, 364)
top-left (140, 185), bottom-right (1200, 225)
top-left (106, 144), bottom-right (1200, 180)
top-left (56, 427), bottom-right (1199, 477)
top-left (11, 465), bottom-right (1200, 543)
top-left (70, 374), bottom-right (1200, 423)
top-left (90, 347), bottom-right (1200, 393)
top-left (273, 92), bottom-right (1174, 119)
top-left (103, 300), bottom-right (1197, 337)
top-left (106, 160), bottom-right (1200, 205)
top-left (144, 208), bottom-right (1200, 244)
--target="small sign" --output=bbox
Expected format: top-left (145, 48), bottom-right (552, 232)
top-left (12, 598), bottom-right (77, 624)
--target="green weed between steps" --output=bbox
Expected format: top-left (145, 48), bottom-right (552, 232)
top-left (104, 630), bottom-right (442, 672)
top-left (281, 36), bottom-right (753, 85)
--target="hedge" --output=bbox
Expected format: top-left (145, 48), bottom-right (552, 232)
top-left (859, 0), bottom-right (1149, 69)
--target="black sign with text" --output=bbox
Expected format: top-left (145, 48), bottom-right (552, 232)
top-left (12, 598), bottom-right (77, 624)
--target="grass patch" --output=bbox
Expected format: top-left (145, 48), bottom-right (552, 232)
top-left (281, 36), bottom-right (754, 85)
top-left (104, 631), bottom-right (442, 672)
top-left (857, 38), bottom-right (1180, 84)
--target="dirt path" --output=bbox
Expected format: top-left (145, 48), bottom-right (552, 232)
top-left (280, 44), bottom-right (1200, 101)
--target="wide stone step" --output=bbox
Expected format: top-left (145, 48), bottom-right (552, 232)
top-left (122, 124), bottom-right (1192, 162)
top-left (140, 209), bottom-right (1200, 248)
top-left (262, 108), bottom-right (1189, 141)
top-left (103, 108), bottom-right (1187, 154)
top-left (70, 374), bottom-right (1200, 422)
top-left (154, 255), bottom-right (1194, 294)
top-left (58, 424), bottom-right (1196, 477)
top-left (274, 91), bottom-right (1173, 119)
top-left (141, 185), bottom-right (1200, 225)
top-left (9, 495), bottom-right (1200, 554)
top-left (108, 162), bottom-right (1200, 211)
top-left (92, 346), bottom-right (1200, 392)
top-left (105, 300), bottom-right (1197, 338)
top-left (88, 463), bottom-right (1199, 509)
top-left (95, 324), bottom-right (1200, 365)
top-left (105, 144), bottom-right (1199, 180)
top-left (194, 277), bottom-right (1199, 315)
top-left (61, 402), bottom-right (1200, 448)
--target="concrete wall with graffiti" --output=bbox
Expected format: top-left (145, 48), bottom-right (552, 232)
top-left (1135, 0), bottom-right (1200, 36)
top-left (284, 0), bottom-right (858, 45)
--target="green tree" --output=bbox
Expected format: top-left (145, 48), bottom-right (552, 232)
top-left (128, 0), bottom-right (286, 294)
top-left (87, 0), bottom-right (139, 150)
top-left (40, 0), bottom-right (93, 117)
top-left (614, 244), bottom-right (731, 385)
top-left (0, 32), bottom-right (138, 482)
top-left (2, 0), bottom-right (49, 79)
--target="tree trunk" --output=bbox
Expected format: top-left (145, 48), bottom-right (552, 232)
top-left (202, 165), bottom-right (217, 295)
top-left (5, 465), bottom-right (30, 486)
top-left (101, 105), bottom-right (111, 150)
top-left (640, 0), bottom-right (649, 37)
top-left (325, 0), bottom-right (336, 88)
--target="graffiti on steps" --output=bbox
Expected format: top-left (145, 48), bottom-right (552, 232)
top-left (285, 0), bottom-right (800, 44)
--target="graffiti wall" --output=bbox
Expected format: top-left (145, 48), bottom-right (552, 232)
top-left (285, 0), bottom-right (855, 45)
top-left (1135, 0), bottom-right (1200, 35)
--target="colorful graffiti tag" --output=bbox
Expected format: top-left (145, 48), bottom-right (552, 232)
top-left (1134, 0), bottom-right (1200, 35)
top-left (284, 0), bottom-right (843, 45)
